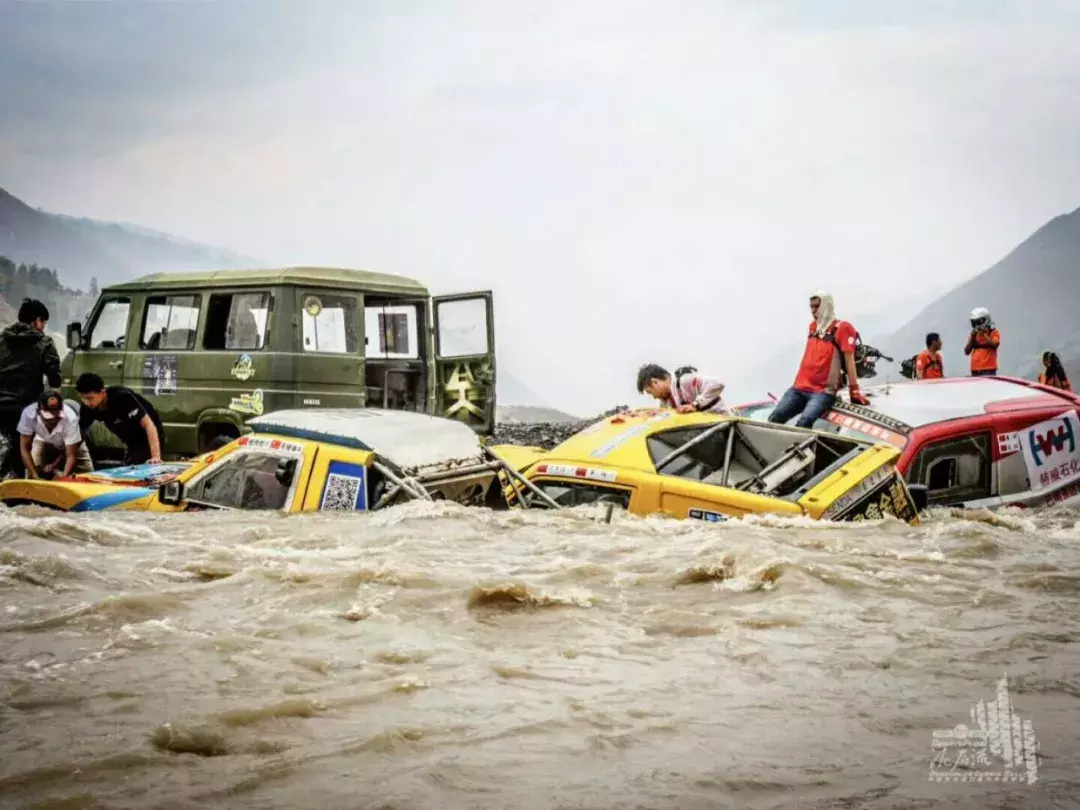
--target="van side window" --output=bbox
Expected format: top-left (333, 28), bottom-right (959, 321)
top-left (203, 292), bottom-right (271, 351)
top-left (88, 298), bottom-right (131, 349)
top-left (141, 294), bottom-right (200, 350)
top-left (364, 303), bottom-right (419, 359)
top-left (302, 294), bottom-right (358, 354)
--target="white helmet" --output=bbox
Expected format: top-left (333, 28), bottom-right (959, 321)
top-left (970, 307), bottom-right (991, 329)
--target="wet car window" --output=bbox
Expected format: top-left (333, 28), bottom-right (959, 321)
top-left (187, 452), bottom-right (292, 510)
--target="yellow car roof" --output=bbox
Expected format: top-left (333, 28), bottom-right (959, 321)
top-left (537, 408), bottom-right (736, 474)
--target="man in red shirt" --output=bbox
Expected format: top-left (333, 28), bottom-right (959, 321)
top-left (768, 292), bottom-right (869, 428)
top-left (915, 332), bottom-right (944, 379)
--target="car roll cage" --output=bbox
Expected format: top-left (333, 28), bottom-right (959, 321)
top-left (372, 448), bottom-right (562, 511)
top-left (653, 418), bottom-right (865, 500)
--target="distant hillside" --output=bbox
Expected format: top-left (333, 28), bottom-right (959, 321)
top-left (0, 186), bottom-right (264, 288)
top-left (875, 206), bottom-right (1080, 382)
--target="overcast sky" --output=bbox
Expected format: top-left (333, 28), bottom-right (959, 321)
top-left (3, 0), bottom-right (1080, 414)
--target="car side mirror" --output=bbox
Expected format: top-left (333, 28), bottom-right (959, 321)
top-left (275, 457), bottom-right (297, 487)
top-left (66, 322), bottom-right (83, 350)
top-left (908, 483), bottom-right (929, 513)
top-left (158, 480), bottom-right (184, 506)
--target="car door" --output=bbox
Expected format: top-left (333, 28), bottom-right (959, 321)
top-left (431, 291), bottom-right (496, 434)
top-left (907, 430), bottom-right (997, 508)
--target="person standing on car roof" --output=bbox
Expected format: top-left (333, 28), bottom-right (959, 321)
top-left (636, 364), bottom-right (732, 414)
top-left (1039, 351), bottom-right (1071, 391)
top-left (768, 291), bottom-right (870, 429)
top-left (964, 307), bottom-right (1000, 377)
top-left (915, 333), bottom-right (945, 379)
top-left (75, 372), bottom-right (165, 466)
top-left (0, 299), bottom-right (63, 478)
top-left (17, 389), bottom-right (94, 479)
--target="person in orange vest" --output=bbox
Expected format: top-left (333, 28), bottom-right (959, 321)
top-left (915, 332), bottom-right (944, 380)
top-left (1039, 351), bottom-right (1071, 391)
top-left (964, 307), bottom-right (1000, 377)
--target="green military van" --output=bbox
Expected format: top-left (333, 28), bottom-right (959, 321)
top-left (62, 267), bottom-right (496, 462)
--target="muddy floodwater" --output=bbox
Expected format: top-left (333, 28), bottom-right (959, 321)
top-left (2, 502), bottom-right (1080, 809)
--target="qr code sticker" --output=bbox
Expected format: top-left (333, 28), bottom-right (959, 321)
top-left (321, 473), bottom-right (361, 511)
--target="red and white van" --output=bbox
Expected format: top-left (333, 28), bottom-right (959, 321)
top-left (738, 377), bottom-right (1080, 510)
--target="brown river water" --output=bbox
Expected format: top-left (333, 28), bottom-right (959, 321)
top-left (2, 502), bottom-right (1079, 810)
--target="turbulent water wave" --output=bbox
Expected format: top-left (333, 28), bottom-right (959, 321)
top-left (1, 502), bottom-right (1080, 808)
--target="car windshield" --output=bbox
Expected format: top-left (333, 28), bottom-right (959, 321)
top-left (739, 402), bottom-right (904, 447)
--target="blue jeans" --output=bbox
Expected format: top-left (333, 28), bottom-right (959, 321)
top-left (767, 388), bottom-right (836, 429)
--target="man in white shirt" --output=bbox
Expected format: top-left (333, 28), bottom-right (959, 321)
top-left (17, 390), bottom-right (93, 479)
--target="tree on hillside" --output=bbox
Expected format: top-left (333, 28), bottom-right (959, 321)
top-left (0, 253), bottom-right (95, 329)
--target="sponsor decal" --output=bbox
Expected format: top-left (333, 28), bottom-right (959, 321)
top-left (822, 468), bottom-right (916, 523)
top-left (535, 464), bottom-right (616, 483)
top-left (688, 507), bottom-right (728, 523)
top-left (1044, 479), bottom-right (1080, 506)
top-left (303, 398), bottom-right (321, 406)
top-left (236, 436), bottom-right (304, 455)
top-left (997, 431), bottom-right (1021, 457)
top-left (823, 410), bottom-right (907, 448)
top-left (231, 354), bottom-right (255, 382)
top-left (1020, 410), bottom-right (1080, 492)
top-left (319, 461), bottom-right (368, 511)
top-left (229, 389), bottom-right (265, 416)
top-left (142, 354), bottom-right (178, 396)
top-left (831, 400), bottom-right (913, 432)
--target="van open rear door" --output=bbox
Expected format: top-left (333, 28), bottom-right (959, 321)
top-left (431, 291), bottom-right (496, 435)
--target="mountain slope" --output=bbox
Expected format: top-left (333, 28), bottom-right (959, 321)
top-left (875, 206), bottom-right (1080, 381)
top-left (0, 186), bottom-right (263, 288)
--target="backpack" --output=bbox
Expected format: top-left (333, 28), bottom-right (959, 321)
top-left (816, 325), bottom-right (890, 386)
top-left (674, 366), bottom-right (696, 387)
top-left (899, 355), bottom-right (917, 380)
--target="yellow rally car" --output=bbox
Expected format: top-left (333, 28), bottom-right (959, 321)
top-left (0, 409), bottom-right (514, 514)
top-left (489, 408), bottom-right (925, 524)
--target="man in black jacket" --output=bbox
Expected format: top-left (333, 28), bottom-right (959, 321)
top-left (0, 300), bottom-right (62, 477)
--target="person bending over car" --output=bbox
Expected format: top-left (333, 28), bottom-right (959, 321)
top-left (17, 390), bottom-right (94, 479)
top-left (768, 291), bottom-right (869, 429)
top-left (75, 372), bottom-right (165, 465)
top-left (637, 364), bottom-right (732, 414)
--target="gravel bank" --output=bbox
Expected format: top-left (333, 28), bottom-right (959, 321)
top-left (489, 406), bottom-right (627, 449)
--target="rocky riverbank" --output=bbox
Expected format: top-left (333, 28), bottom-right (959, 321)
top-left (489, 405), bottom-right (627, 449)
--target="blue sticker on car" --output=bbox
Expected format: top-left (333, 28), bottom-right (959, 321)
top-left (319, 461), bottom-right (367, 511)
top-left (688, 508), bottom-right (728, 523)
